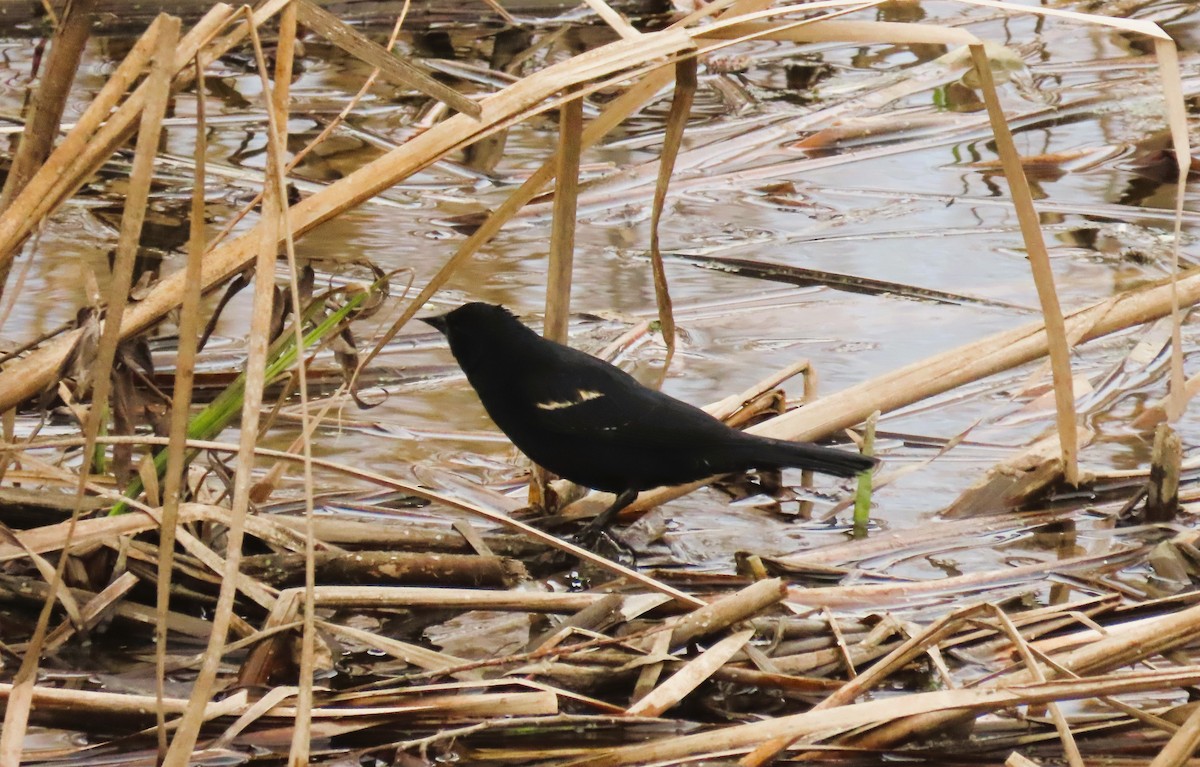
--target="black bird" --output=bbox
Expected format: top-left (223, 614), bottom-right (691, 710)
top-left (422, 302), bottom-right (877, 539)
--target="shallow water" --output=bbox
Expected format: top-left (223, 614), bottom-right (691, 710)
top-left (0, 0), bottom-right (1197, 582)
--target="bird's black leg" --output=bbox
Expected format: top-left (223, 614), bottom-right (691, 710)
top-left (574, 488), bottom-right (639, 547)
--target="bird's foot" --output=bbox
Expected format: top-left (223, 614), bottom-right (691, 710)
top-left (569, 526), bottom-right (637, 566)
top-left (570, 516), bottom-right (610, 551)
top-left (525, 525), bottom-right (635, 573)
top-left (570, 488), bottom-right (639, 547)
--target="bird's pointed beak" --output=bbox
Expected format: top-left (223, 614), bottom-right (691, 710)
top-left (420, 313), bottom-right (449, 334)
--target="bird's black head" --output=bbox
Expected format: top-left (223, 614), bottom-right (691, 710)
top-left (421, 302), bottom-right (532, 375)
top-left (420, 302), bottom-right (521, 340)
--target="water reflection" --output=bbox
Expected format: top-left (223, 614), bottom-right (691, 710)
top-left (0, 2), bottom-right (1195, 562)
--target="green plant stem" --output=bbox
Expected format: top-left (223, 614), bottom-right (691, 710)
top-left (109, 285), bottom-right (372, 515)
top-left (851, 410), bottom-right (879, 539)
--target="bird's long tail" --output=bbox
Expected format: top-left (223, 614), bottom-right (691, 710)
top-left (733, 436), bottom-right (878, 478)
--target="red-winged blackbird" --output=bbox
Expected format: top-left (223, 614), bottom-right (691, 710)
top-left (422, 302), bottom-right (877, 537)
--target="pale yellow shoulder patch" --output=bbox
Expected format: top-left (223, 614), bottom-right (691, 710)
top-left (536, 389), bottom-right (605, 411)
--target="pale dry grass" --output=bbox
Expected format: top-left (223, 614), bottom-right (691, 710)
top-left (0, 0), bottom-right (1194, 765)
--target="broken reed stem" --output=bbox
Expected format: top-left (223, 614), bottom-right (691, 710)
top-left (631, 630), bottom-right (674, 704)
top-left (740, 605), bottom-right (985, 767)
top-left (0, 28), bottom-right (697, 414)
top-left (626, 629), bottom-right (754, 717)
top-left (293, 0), bottom-right (478, 118)
top-left (349, 0), bottom-right (836, 375)
top-left (271, 3), bottom-right (296, 140)
top-left (161, 9), bottom-right (287, 763)
top-left (1146, 422), bottom-right (1181, 523)
top-left (1153, 37), bottom-right (1189, 424)
top-left (9, 431), bottom-right (705, 610)
top-left (0, 0), bottom-right (97, 227)
top-left (668, 577), bottom-right (784, 648)
top-left (1148, 701), bottom-right (1200, 767)
top-left (533, 90), bottom-right (584, 508)
top-left (626, 263), bottom-right (1200, 520)
top-left (582, 0), bottom-right (642, 39)
top-left (264, 6), bottom-right (318, 764)
top-left (0, 16), bottom-right (181, 767)
top-left (590, 668), bottom-right (1200, 767)
top-left (155, 50), bottom-right (209, 763)
top-left (0, 4), bottom-right (234, 270)
top-left (969, 42), bottom-right (1078, 486)
top-left (543, 92), bottom-right (583, 344)
top-left (347, 62), bottom-right (683, 381)
top-left (0, 4), bottom-right (1190, 763)
top-left (41, 572), bottom-right (138, 653)
top-left (984, 606), bottom-right (1084, 767)
top-left (1026, 644), bottom-right (1182, 737)
top-left (205, 4), bottom-right (413, 256)
top-left (848, 592), bottom-right (1200, 750)
top-left (649, 58), bottom-right (696, 384)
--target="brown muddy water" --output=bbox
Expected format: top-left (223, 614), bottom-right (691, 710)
top-left (0, 0), bottom-right (1198, 588)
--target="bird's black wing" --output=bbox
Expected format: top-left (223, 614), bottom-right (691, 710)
top-left (509, 344), bottom-right (729, 443)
